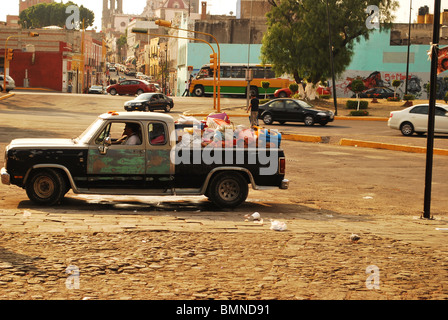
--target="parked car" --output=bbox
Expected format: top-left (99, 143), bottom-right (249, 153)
top-left (274, 87), bottom-right (292, 98)
top-left (0, 75), bottom-right (16, 92)
top-left (124, 93), bottom-right (173, 112)
top-left (388, 103), bottom-right (448, 136)
top-left (354, 87), bottom-right (396, 99)
top-left (125, 69), bottom-right (136, 77)
top-left (107, 79), bottom-right (156, 96)
top-left (88, 85), bottom-right (105, 94)
top-left (274, 86), bottom-right (330, 98)
top-left (258, 98), bottom-right (334, 126)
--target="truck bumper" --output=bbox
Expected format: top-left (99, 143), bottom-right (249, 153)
top-left (1, 167), bottom-right (10, 185)
top-left (280, 179), bottom-right (289, 189)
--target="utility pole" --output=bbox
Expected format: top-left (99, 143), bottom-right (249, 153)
top-left (326, 0), bottom-right (338, 115)
top-left (423, 0), bottom-right (441, 220)
top-left (405, 0), bottom-right (413, 95)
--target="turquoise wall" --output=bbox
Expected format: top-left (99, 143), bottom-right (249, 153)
top-left (177, 29), bottom-right (441, 98)
top-left (346, 29), bottom-right (430, 73)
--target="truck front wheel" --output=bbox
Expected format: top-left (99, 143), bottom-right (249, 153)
top-left (207, 172), bottom-right (248, 208)
top-left (26, 169), bottom-right (67, 205)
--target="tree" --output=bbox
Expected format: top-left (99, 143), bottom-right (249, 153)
top-left (261, 81), bottom-right (270, 99)
top-left (392, 79), bottom-right (401, 98)
top-left (19, 1), bottom-right (94, 29)
top-left (261, 0), bottom-right (398, 86)
top-left (351, 79), bottom-right (365, 110)
top-left (116, 35), bottom-right (128, 62)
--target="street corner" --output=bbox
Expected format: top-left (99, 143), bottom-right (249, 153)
top-left (0, 92), bottom-right (15, 101)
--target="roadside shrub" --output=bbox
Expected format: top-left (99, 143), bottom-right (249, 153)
top-left (346, 100), bottom-right (368, 109)
top-left (349, 110), bottom-right (369, 116)
top-left (403, 94), bottom-right (415, 101)
top-left (289, 83), bottom-right (299, 95)
top-left (319, 94), bottom-right (330, 99)
top-left (387, 96), bottom-right (400, 102)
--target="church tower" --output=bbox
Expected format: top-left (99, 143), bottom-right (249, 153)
top-left (102, 0), bottom-right (124, 30)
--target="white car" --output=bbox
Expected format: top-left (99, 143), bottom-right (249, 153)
top-left (0, 75), bottom-right (16, 92)
top-left (388, 103), bottom-right (448, 136)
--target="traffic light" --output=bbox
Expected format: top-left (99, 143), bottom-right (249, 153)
top-left (7, 49), bottom-right (13, 61)
top-left (209, 53), bottom-right (217, 70)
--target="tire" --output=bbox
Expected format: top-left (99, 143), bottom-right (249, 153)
top-left (304, 115), bottom-right (315, 126)
top-left (164, 105), bottom-right (171, 112)
top-left (110, 88), bottom-right (117, 95)
top-left (262, 113), bottom-right (274, 125)
top-left (136, 89), bottom-right (144, 95)
top-left (400, 122), bottom-right (414, 136)
top-left (207, 172), bottom-right (249, 208)
top-left (26, 169), bottom-right (67, 205)
top-left (193, 85), bottom-right (204, 97)
top-left (279, 92), bottom-right (287, 98)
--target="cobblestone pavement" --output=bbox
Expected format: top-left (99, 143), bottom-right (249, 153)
top-left (1, 200), bottom-right (448, 300)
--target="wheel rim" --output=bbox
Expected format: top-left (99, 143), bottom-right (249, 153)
top-left (218, 179), bottom-right (240, 202)
top-left (305, 116), bottom-right (314, 125)
top-left (263, 114), bottom-right (272, 124)
top-left (402, 124), bottom-right (413, 135)
top-left (34, 176), bottom-right (55, 199)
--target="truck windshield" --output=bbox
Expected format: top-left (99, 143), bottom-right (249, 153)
top-left (75, 118), bottom-right (105, 144)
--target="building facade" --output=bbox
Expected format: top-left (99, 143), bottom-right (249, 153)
top-left (19, 0), bottom-right (54, 13)
top-left (0, 27), bottom-right (105, 93)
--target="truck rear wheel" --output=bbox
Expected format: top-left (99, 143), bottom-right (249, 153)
top-left (207, 172), bottom-right (248, 208)
top-left (26, 169), bottom-right (67, 205)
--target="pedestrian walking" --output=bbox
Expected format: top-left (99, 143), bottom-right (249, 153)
top-left (182, 81), bottom-right (189, 96)
top-left (246, 93), bottom-right (259, 127)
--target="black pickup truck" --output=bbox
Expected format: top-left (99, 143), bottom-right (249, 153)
top-left (1, 112), bottom-right (288, 208)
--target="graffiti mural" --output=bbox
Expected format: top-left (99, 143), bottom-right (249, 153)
top-left (336, 70), bottom-right (433, 99)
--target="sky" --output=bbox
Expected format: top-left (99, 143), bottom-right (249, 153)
top-left (0, 0), bottom-right (238, 29)
top-left (1, 0), bottom-right (448, 29)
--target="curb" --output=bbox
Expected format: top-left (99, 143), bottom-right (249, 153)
top-left (339, 138), bottom-right (448, 156)
top-left (281, 133), bottom-right (328, 143)
top-left (14, 87), bottom-right (55, 92)
top-left (184, 113), bottom-right (249, 118)
top-left (335, 116), bottom-right (389, 122)
top-left (0, 93), bottom-right (15, 101)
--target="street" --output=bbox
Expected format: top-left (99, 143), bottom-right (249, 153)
top-left (1, 92), bottom-right (448, 301)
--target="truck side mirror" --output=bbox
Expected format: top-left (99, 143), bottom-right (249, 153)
top-left (99, 136), bottom-right (112, 155)
top-left (104, 136), bottom-right (112, 146)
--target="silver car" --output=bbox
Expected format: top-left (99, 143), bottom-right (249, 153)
top-left (0, 75), bottom-right (15, 92)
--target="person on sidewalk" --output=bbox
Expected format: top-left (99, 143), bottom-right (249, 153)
top-left (246, 93), bottom-right (259, 127)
